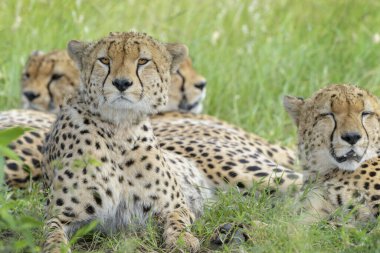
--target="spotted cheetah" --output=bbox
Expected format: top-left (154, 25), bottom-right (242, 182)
top-left (42, 32), bottom-right (211, 252)
top-left (21, 49), bottom-right (206, 113)
top-left (284, 84), bottom-right (380, 224)
top-left (1, 109), bottom-right (301, 190)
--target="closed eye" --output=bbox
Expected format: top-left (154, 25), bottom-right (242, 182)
top-left (51, 74), bottom-right (63, 81)
top-left (319, 112), bottom-right (333, 117)
top-left (362, 111), bottom-right (374, 117)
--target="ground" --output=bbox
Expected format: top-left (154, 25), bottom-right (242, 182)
top-left (1, 0), bottom-right (380, 252)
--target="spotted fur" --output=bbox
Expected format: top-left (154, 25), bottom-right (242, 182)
top-left (284, 84), bottom-right (380, 224)
top-left (42, 32), bottom-right (210, 252)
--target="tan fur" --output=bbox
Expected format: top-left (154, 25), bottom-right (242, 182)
top-left (42, 32), bottom-right (208, 252)
top-left (22, 50), bottom-right (206, 114)
top-left (284, 84), bottom-right (380, 224)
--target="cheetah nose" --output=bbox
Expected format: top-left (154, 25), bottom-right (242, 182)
top-left (341, 132), bottom-right (362, 145)
top-left (194, 81), bottom-right (207, 90)
top-left (112, 78), bottom-right (133, 92)
top-left (23, 91), bottom-right (40, 101)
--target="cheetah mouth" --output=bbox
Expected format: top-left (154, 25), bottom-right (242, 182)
top-left (179, 99), bottom-right (200, 111)
top-left (331, 149), bottom-right (362, 163)
top-left (112, 96), bottom-right (133, 104)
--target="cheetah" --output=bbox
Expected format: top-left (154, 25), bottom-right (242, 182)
top-left (21, 49), bottom-right (206, 113)
top-left (1, 109), bottom-right (301, 190)
top-left (284, 84), bottom-right (380, 224)
top-left (42, 32), bottom-right (211, 252)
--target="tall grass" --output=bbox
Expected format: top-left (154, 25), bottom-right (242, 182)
top-left (1, 0), bottom-right (380, 252)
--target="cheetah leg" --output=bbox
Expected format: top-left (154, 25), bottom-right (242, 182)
top-left (163, 207), bottom-right (200, 252)
top-left (43, 218), bottom-right (71, 253)
top-left (245, 167), bottom-right (303, 192)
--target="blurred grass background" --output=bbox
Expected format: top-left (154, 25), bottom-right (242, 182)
top-left (1, 0), bottom-right (380, 252)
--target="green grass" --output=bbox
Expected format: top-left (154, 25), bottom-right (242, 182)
top-left (1, 0), bottom-right (380, 252)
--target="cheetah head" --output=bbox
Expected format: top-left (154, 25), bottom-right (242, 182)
top-left (22, 50), bottom-right (79, 113)
top-left (166, 57), bottom-right (207, 113)
top-left (67, 32), bottom-right (188, 124)
top-left (284, 84), bottom-right (380, 177)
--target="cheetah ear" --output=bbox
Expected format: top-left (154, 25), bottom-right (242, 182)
top-left (67, 40), bottom-right (86, 70)
top-left (283, 95), bottom-right (304, 126)
top-left (165, 43), bottom-right (188, 73)
top-left (30, 50), bottom-right (44, 57)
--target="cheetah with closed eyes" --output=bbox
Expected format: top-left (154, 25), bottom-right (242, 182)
top-left (42, 32), bottom-right (212, 252)
top-left (284, 84), bottom-right (380, 224)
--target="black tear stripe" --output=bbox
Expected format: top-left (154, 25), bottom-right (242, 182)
top-left (361, 111), bottom-right (370, 156)
top-left (46, 61), bottom-right (56, 108)
top-left (176, 69), bottom-right (187, 104)
top-left (87, 63), bottom-right (95, 85)
top-left (152, 61), bottom-right (163, 83)
top-left (329, 101), bottom-right (337, 157)
top-left (136, 64), bottom-right (144, 101)
top-left (35, 57), bottom-right (46, 77)
top-left (100, 41), bottom-right (115, 100)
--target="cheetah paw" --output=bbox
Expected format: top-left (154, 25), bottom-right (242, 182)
top-left (210, 222), bottom-right (253, 246)
top-left (165, 232), bottom-right (200, 252)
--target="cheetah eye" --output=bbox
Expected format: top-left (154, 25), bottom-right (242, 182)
top-left (23, 73), bottom-right (30, 80)
top-left (137, 58), bottom-right (150, 65)
top-left (51, 73), bottom-right (63, 81)
top-left (362, 111), bottom-right (374, 117)
top-left (319, 112), bottom-right (333, 117)
top-left (98, 57), bottom-right (110, 65)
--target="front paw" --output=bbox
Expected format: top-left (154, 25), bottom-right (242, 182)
top-left (210, 222), bottom-right (252, 246)
top-left (165, 231), bottom-right (200, 252)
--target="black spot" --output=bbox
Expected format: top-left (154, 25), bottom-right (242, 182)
top-left (237, 182), bottom-right (245, 188)
top-left (126, 159), bottom-right (135, 167)
top-left (228, 171), bottom-right (238, 177)
top-left (64, 170), bottom-right (74, 179)
top-left (370, 171), bottom-right (377, 177)
top-left (133, 195), bottom-right (140, 202)
top-left (106, 189), bottom-right (113, 197)
top-left (56, 198), bottom-right (64, 206)
top-left (364, 182), bottom-right (370, 190)
top-left (247, 166), bottom-right (261, 172)
top-left (375, 184), bottom-right (380, 190)
top-left (85, 204), bottom-right (95, 215)
top-left (239, 159), bottom-right (249, 164)
top-left (372, 195), bottom-right (380, 201)
top-left (222, 166), bottom-right (232, 171)
top-left (71, 197), bottom-right (80, 204)
top-left (255, 172), bottom-right (269, 177)
top-left (93, 192), bottom-right (102, 206)
top-left (143, 205), bottom-right (152, 213)
top-left (7, 163), bottom-right (18, 171)
top-left (24, 136), bottom-right (33, 144)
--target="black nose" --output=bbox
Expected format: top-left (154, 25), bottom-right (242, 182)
top-left (341, 132), bottom-right (362, 145)
top-left (112, 78), bottom-right (133, 92)
top-left (194, 81), bottom-right (207, 90)
top-left (23, 91), bottom-right (40, 101)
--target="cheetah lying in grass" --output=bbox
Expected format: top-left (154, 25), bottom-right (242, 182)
top-left (284, 84), bottom-right (380, 224)
top-left (1, 47), bottom-right (299, 190)
top-left (42, 32), bottom-right (210, 252)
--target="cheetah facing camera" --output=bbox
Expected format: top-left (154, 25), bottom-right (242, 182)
top-left (42, 32), bottom-right (212, 252)
top-left (21, 49), bottom-right (206, 114)
top-left (284, 84), bottom-right (380, 224)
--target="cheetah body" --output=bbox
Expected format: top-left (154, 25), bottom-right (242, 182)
top-left (42, 32), bottom-right (205, 252)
